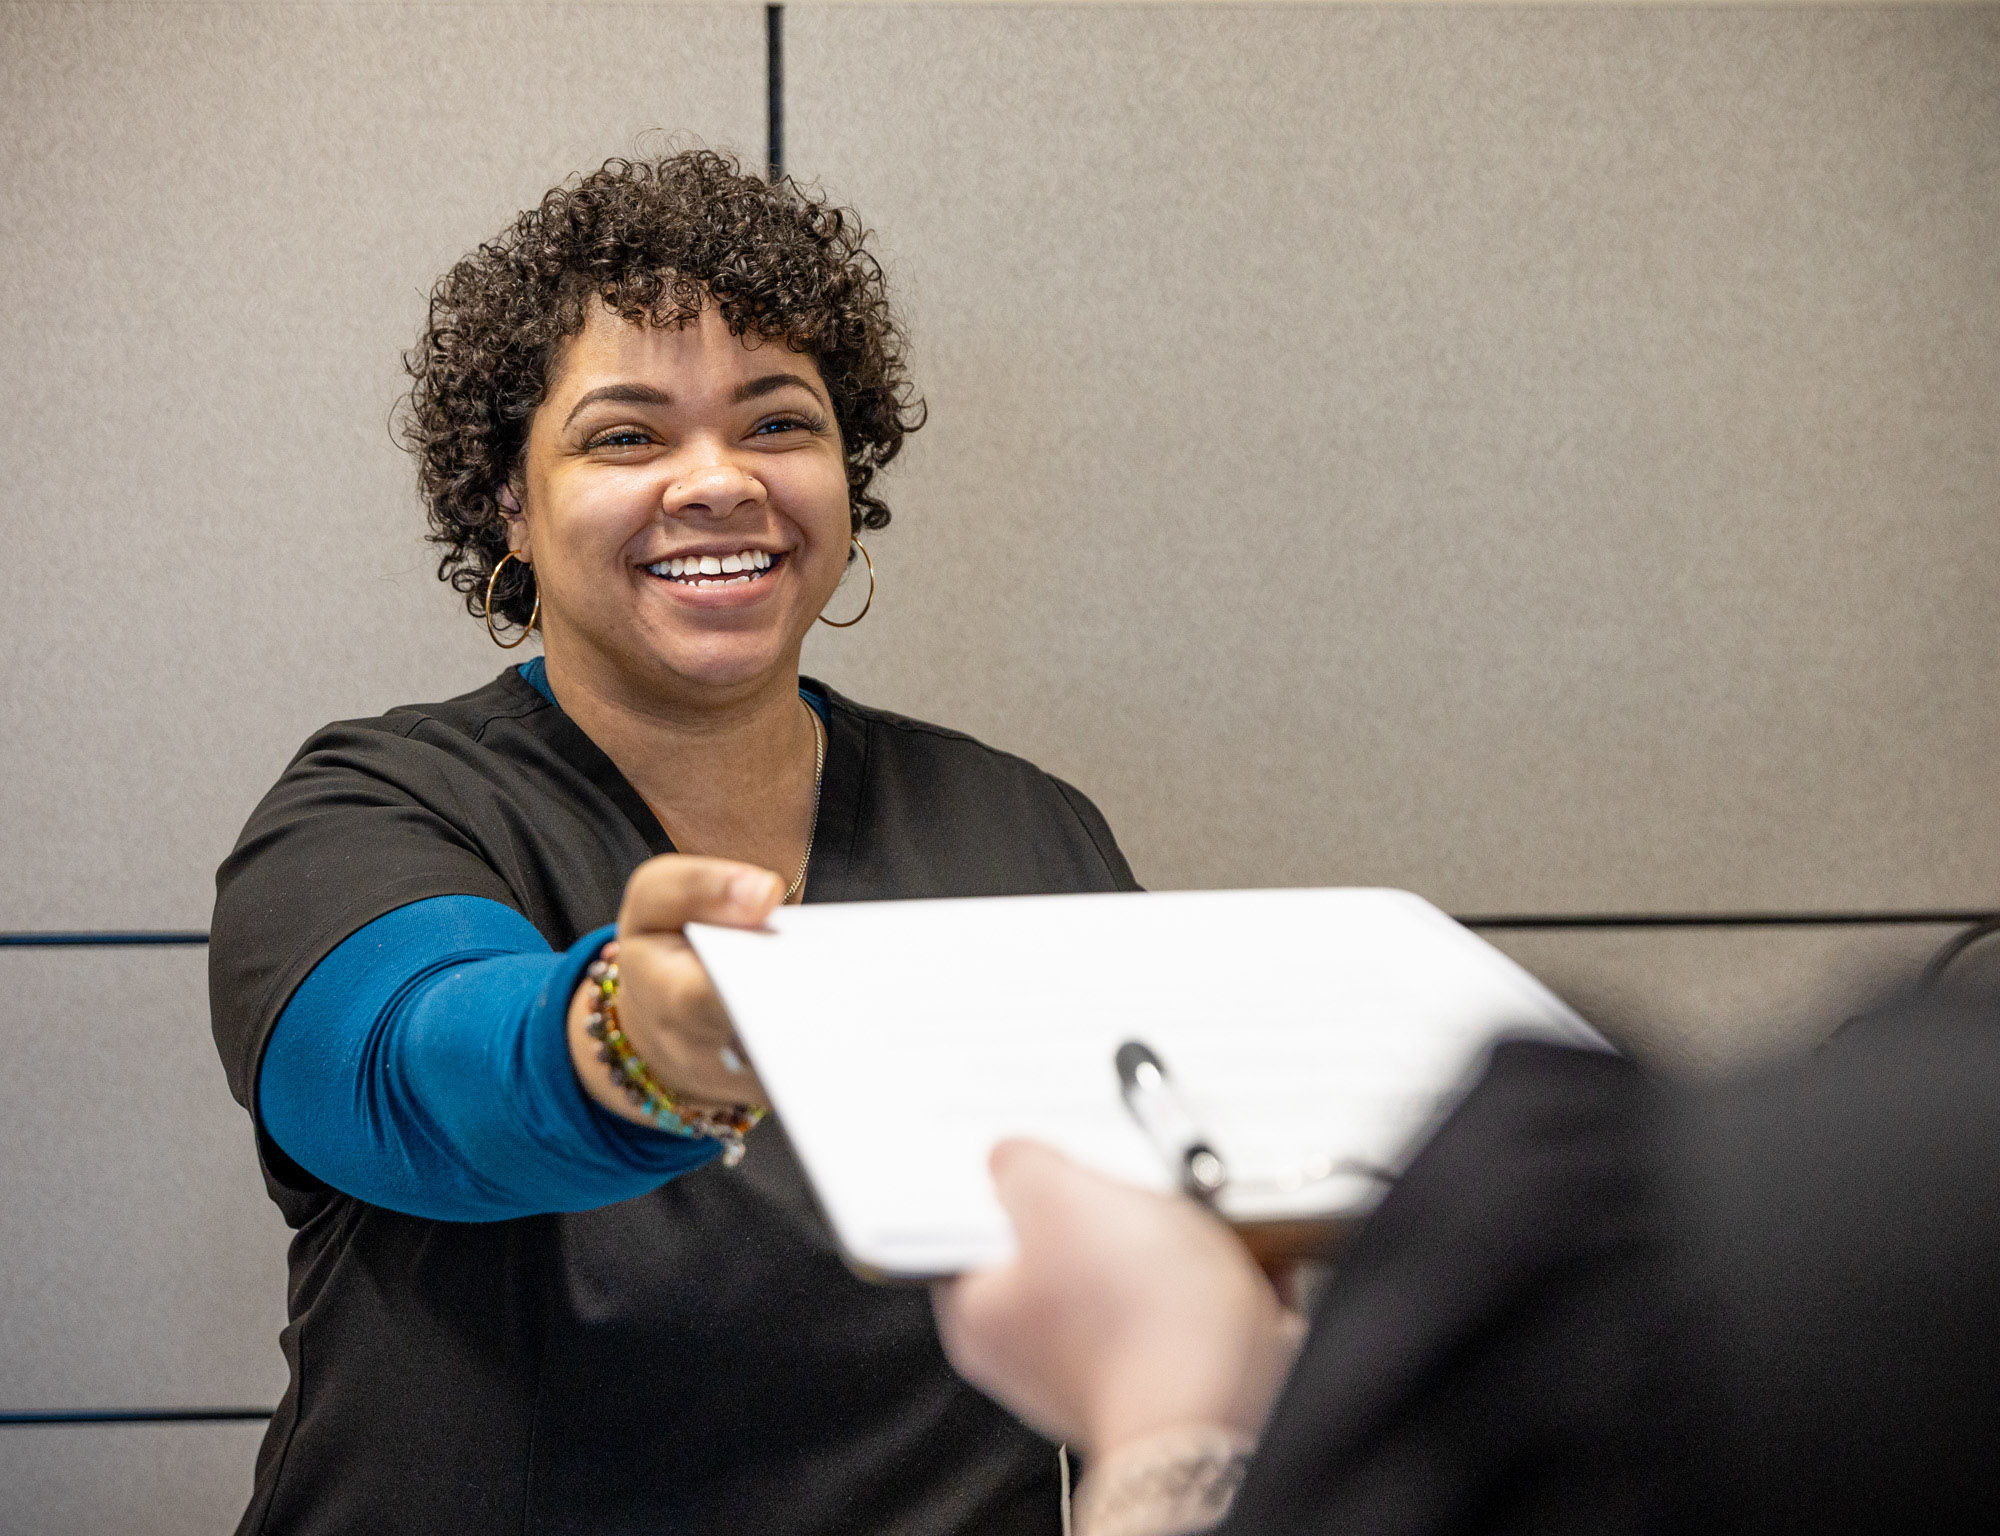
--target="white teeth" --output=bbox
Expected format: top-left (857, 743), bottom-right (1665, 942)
top-left (649, 549), bottom-right (776, 582)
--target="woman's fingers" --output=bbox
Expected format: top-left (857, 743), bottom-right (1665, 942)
top-left (616, 932), bottom-right (735, 1043)
top-left (619, 853), bottom-right (783, 939)
top-left (592, 853), bottom-right (782, 1110)
top-left (615, 930), bottom-right (770, 1109)
top-left (571, 854), bottom-right (780, 1127)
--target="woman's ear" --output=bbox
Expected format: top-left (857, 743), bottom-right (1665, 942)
top-left (498, 483), bottom-right (531, 559)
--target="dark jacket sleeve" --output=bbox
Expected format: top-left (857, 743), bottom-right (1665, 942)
top-left (1658, 993), bottom-right (2000, 1536)
top-left (1219, 996), bottom-right (2000, 1536)
top-left (1219, 1040), bottom-right (1661, 1536)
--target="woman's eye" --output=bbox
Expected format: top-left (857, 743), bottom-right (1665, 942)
top-left (754, 414), bottom-right (822, 437)
top-left (587, 428), bottom-right (651, 450)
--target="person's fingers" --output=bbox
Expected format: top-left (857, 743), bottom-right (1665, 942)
top-left (986, 1138), bottom-right (1096, 1233)
top-left (931, 1265), bottom-right (1074, 1438)
top-left (989, 1136), bottom-right (1069, 1184)
top-left (929, 1276), bottom-right (980, 1375)
top-left (937, 1143), bottom-right (1306, 1457)
top-left (611, 931), bottom-right (770, 1109)
top-left (618, 854), bottom-right (783, 939)
top-left (989, 1138), bottom-right (1187, 1260)
top-left (933, 1271), bottom-right (1005, 1384)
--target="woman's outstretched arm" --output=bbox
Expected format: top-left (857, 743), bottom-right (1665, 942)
top-left (258, 894), bottom-right (715, 1221)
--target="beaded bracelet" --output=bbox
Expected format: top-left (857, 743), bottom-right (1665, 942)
top-left (583, 945), bottom-right (763, 1166)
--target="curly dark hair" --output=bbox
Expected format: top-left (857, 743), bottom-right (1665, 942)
top-left (400, 149), bottom-right (924, 628)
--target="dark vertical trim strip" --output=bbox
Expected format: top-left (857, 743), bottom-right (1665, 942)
top-left (766, 5), bottom-right (784, 181)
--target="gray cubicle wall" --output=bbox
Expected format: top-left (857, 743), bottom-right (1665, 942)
top-left (785, 0), bottom-right (2000, 1070)
top-left (0, 3), bottom-right (767, 1530)
top-left (3, 4), bottom-right (1996, 1531)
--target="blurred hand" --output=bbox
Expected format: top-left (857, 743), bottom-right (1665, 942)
top-left (934, 1140), bottom-right (1306, 1458)
top-left (568, 853), bottom-right (778, 1123)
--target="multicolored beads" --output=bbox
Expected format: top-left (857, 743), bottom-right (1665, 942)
top-left (583, 947), bottom-right (763, 1167)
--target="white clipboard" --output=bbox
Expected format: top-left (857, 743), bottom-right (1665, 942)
top-left (689, 888), bottom-right (1604, 1280)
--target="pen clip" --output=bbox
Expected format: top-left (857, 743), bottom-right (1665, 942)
top-left (1115, 1040), bottom-right (1229, 1205)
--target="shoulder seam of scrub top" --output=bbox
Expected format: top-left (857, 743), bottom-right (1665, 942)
top-left (257, 894), bottom-right (715, 1223)
top-left (1048, 776), bottom-right (1135, 886)
top-left (832, 705), bottom-right (987, 747)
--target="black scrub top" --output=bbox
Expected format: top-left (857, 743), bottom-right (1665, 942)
top-left (209, 667), bottom-right (1138, 1536)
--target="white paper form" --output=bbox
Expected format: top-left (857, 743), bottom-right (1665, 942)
top-left (687, 888), bottom-right (1603, 1278)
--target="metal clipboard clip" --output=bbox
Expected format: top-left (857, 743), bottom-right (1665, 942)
top-left (1115, 1039), bottom-right (1397, 1255)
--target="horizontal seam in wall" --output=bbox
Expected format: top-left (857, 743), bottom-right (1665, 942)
top-left (1458, 911), bottom-right (1998, 930)
top-left (0, 932), bottom-right (209, 946)
top-left (3, 913), bottom-right (1996, 947)
top-left (0, 1408), bottom-right (274, 1426)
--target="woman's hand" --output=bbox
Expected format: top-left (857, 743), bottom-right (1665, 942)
top-left (933, 1141), bottom-right (1306, 1459)
top-left (568, 853), bottom-right (781, 1124)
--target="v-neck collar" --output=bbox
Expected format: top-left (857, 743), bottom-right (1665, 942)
top-left (497, 666), bottom-right (866, 900)
top-left (797, 678), bottom-right (866, 905)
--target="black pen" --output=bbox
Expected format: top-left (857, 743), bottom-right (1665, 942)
top-left (1115, 1040), bottom-right (1229, 1205)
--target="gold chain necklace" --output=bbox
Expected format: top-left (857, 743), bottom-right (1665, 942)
top-left (783, 701), bottom-right (825, 904)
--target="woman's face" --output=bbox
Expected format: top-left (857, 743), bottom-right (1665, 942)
top-left (506, 301), bottom-right (852, 705)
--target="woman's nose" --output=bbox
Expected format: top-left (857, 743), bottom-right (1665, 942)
top-left (664, 449), bottom-right (765, 522)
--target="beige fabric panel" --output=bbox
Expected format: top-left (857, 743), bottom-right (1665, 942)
top-left (0, 947), bottom-right (286, 1415)
top-left (1487, 920), bottom-right (1960, 1074)
top-left (0, 1419), bottom-right (268, 1536)
top-left (0, 2), bottom-right (765, 929)
top-left (791, 3), bottom-right (2000, 911)
top-left (0, 947), bottom-right (287, 1411)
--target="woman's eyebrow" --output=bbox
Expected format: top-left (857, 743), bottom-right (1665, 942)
top-left (560, 373), bottom-right (822, 428)
top-left (731, 371), bottom-right (826, 405)
top-left (562, 383), bottom-right (674, 427)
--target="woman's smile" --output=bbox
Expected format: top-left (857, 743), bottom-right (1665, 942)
top-left (509, 301), bottom-right (853, 700)
top-left (646, 548), bottom-right (780, 584)
top-left (643, 546), bottom-right (786, 597)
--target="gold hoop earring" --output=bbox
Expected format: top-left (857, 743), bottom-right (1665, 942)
top-left (485, 552), bottom-right (540, 649)
top-left (817, 537), bottom-right (875, 629)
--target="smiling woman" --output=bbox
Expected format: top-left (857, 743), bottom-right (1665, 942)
top-left (509, 308), bottom-right (853, 708)
top-left (206, 152), bottom-right (1136, 1536)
